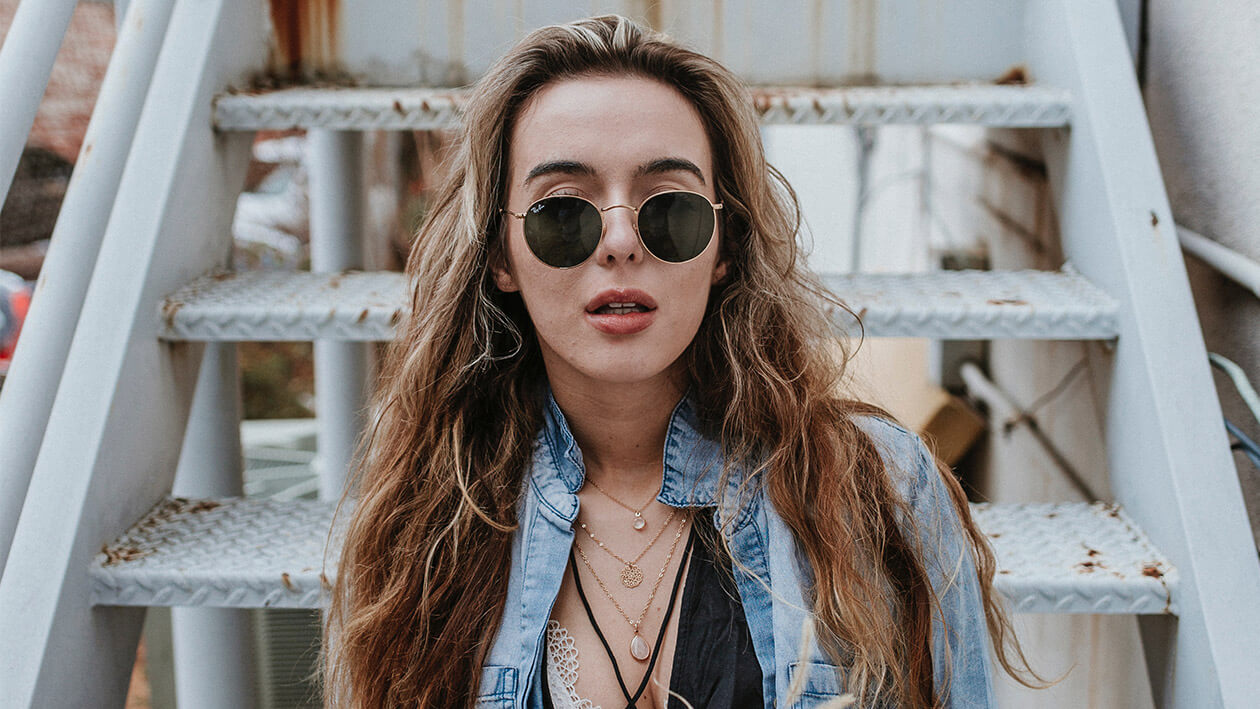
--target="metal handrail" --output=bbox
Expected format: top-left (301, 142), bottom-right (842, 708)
top-left (0, 0), bottom-right (176, 577)
top-left (0, 0), bottom-right (78, 201)
top-left (1178, 224), bottom-right (1260, 300)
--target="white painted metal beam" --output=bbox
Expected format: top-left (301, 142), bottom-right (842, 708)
top-left (307, 130), bottom-right (372, 501)
top-left (213, 84), bottom-right (1071, 131)
top-left (0, 0), bottom-right (269, 704)
top-left (1026, 1), bottom-right (1260, 705)
top-left (0, 0), bottom-right (176, 578)
top-left (170, 343), bottom-right (259, 709)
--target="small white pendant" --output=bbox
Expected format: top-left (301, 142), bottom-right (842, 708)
top-left (633, 514), bottom-right (646, 531)
top-left (630, 633), bottom-right (651, 661)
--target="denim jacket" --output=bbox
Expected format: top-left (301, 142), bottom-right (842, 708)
top-left (478, 393), bottom-right (996, 708)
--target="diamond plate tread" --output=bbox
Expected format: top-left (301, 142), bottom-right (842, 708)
top-left (92, 497), bottom-right (1176, 614)
top-left (213, 84), bottom-right (1070, 130)
top-left (975, 502), bottom-right (1178, 615)
top-left (92, 497), bottom-right (342, 609)
top-left (159, 270), bottom-right (404, 341)
top-left (822, 269), bottom-right (1119, 339)
top-left (159, 269), bottom-right (1118, 341)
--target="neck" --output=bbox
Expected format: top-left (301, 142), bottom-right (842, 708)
top-left (547, 369), bottom-right (686, 495)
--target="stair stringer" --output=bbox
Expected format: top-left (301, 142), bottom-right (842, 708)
top-left (1025, 2), bottom-right (1260, 706)
top-left (0, 0), bottom-right (268, 705)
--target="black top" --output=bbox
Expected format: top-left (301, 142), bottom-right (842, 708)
top-left (543, 508), bottom-right (763, 709)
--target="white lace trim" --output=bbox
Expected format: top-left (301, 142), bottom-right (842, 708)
top-left (545, 619), bottom-right (601, 709)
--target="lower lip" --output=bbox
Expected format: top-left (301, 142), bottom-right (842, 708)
top-left (586, 310), bottom-right (656, 335)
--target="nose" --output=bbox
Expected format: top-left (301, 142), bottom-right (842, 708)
top-left (593, 204), bottom-right (643, 266)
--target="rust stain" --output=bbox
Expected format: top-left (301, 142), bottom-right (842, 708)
top-left (320, 572), bottom-right (331, 589)
top-left (986, 298), bottom-right (1029, 306)
top-left (1076, 561), bottom-right (1102, 573)
top-left (1141, 563), bottom-right (1165, 579)
top-left (184, 500), bottom-right (222, 513)
top-left (161, 300), bottom-right (184, 329)
top-left (281, 572), bottom-right (297, 591)
top-left (101, 545), bottom-right (150, 566)
top-left (995, 65), bottom-right (1028, 85)
top-left (268, 0), bottom-right (341, 81)
top-left (1150, 211), bottom-right (1159, 227)
top-left (847, 0), bottom-right (878, 81)
top-left (357, 308), bottom-right (370, 323)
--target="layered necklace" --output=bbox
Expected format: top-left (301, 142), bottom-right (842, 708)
top-left (578, 506), bottom-right (677, 588)
top-left (569, 510), bottom-right (695, 707)
top-left (573, 510), bottom-right (687, 660)
top-left (585, 476), bottom-right (656, 532)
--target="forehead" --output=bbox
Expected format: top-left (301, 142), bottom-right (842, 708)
top-left (507, 74), bottom-right (713, 187)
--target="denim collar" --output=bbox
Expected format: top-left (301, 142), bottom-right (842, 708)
top-left (532, 388), bottom-right (757, 529)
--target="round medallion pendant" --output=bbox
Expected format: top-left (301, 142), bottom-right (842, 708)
top-left (619, 563), bottom-right (644, 588)
top-left (629, 633), bottom-right (651, 661)
top-left (632, 517), bottom-right (646, 531)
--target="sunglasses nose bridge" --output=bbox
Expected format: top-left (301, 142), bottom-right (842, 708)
top-left (593, 202), bottom-right (644, 262)
top-left (598, 202), bottom-right (641, 234)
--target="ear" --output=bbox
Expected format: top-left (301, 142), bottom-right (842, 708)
top-left (492, 256), bottom-right (520, 293)
top-left (710, 258), bottom-right (729, 286)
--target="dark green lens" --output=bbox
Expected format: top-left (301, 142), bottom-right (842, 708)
top-left (523, 197), bottom-right (602, 267)
top-left (638, 192), bottom-right (715, 263)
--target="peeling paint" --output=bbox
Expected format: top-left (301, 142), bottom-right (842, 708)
top-left (268, 0), bottom-right (342, 81)
top-left (847, 0), bottom-right (877, 83)
top-left (995, 65), bottom-right (1028, 85)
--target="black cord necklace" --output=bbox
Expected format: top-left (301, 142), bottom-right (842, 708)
top-left (568, 524), bottom-right (695, 708)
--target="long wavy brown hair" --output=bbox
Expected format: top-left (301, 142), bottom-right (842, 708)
top-left (324, 14), bottom-right (1035, 708)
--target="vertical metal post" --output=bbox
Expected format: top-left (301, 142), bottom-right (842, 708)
top-left (170, 342), bottom-right (258, 709)
top-left (308, 130), bottom-right (370, 500)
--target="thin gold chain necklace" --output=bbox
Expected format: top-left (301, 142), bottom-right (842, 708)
top-left (579, 506), bottom-right (677, 587)
top-left (572, 511), bottom-right (689, 661)
top-left (585, 476), bottom-right (657, 531)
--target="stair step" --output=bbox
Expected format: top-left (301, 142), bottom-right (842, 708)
top-left (158, 269), bottom-right (1118, 342)
top-left (213, 84), bottom-right (1071, 131)
top-left (90, 497), bottom-right (1175, 614)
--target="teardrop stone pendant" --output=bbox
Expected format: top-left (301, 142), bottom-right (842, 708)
top-left (630, 633), bottom-right (651, 661)
top-left (633, 513), bottom-right (646, 531)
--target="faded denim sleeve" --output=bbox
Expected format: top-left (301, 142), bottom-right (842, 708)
top-left (857, 416), bottom-right (997, 708)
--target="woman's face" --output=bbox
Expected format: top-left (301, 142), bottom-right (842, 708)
top-left (495, 74), bottom-right (727, 389)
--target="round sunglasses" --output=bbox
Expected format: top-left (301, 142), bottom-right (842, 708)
top-left (502, 190), bottom-right (723, 268)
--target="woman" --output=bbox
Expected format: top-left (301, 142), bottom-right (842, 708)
top-left (325, 15), bottom-right (1032, 708)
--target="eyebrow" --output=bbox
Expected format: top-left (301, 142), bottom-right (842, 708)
top-left (522, 157), bottom-right (707, 186)
top-left (634, 157), bottom-right (707, 185)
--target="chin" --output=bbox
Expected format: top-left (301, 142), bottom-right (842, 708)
top-left (575, 359), bottom-right (681, 386)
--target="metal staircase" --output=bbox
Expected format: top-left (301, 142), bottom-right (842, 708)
top-left (1, 1), bottom-right (1258, 707)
